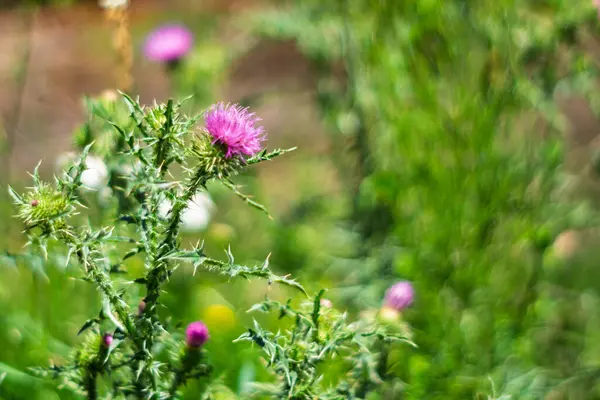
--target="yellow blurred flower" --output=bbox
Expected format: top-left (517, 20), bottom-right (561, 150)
top-left (209, 223), bottom-right (236, 243)
top-left (203, 304), bottom-right (237, 332)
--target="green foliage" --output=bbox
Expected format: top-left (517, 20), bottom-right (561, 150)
top-left (236, 290), bottom-right (415, 399)
top-left (243, 0), bottom-right (600, 398)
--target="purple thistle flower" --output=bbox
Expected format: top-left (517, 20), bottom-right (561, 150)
top-left (102, 334), bottom-right (113, 347)
top-left (143, 24), bottom-right (193, 63)
top-left (185, 321), bottom-right (209, 348)
top-left (384, 281), bottom-right (414, 311)
top-left (204, 103), bottom-right (266, 158)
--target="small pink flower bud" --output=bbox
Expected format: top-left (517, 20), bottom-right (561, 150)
top-left (102, 334), bottom-right (113, 347)
top-left (30, 200), bottom-right (39, 207)
top-left (185, 321), bottom-right (209, 348)
top-left (384, 281), bottom-right (414, 311)
top-left (138, 300), bottom-right (146, 316)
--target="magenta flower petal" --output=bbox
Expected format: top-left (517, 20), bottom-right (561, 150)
top-left (384, 281), bottom-right (414, 311)
top-left (204, 102), bottom-right (266, 158)
top-left (185, 321), bottom-right (209, 347)
top-left (103, 334), bottom-right (113, 347)
top-left (143, 24), bottom-right (193, 62)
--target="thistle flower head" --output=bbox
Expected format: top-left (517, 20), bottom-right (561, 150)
top-left (384, 281), bottom-right (414, 311)
top-left (143, 24), bottom-right (193, 62)
top-left (204, 103), bottom-right (265, 159)
top-left (185, 321), bottom-right (209, 347)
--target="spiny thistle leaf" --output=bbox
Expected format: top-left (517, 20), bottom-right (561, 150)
top-left (246, 147), bottom-right (297, 166)
top-left (163, 250), bottom-right (307, 295)
top-left (222, 179), bottom-right (272, 219)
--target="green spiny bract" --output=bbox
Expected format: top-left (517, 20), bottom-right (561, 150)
top-left (18, 183), bottom-right (70, 228)
top-left (191, 132), bottom-right (245, 180)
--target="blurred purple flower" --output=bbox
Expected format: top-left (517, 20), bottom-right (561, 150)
top-left (185, 321), bottom-right (209, 347)
top-left (103, 334), bottom-right (113, 347)
top-left (384, 281), bottom-right (414, 311)
top-left (204, 103), bottom-right (266, 158)
top-left (143, 24), bottom-right (193, 62)
top-left (138, 300), bottom-right (146, 316)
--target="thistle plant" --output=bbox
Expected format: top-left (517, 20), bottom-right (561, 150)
top-left (7, 94), bottom-right (411, 399)
top-left (236, 290), bottom-right (415, 399)
top-left (8, 94), bottom-right (292, 398)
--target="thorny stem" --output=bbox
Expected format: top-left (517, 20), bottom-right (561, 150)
top-left (154, 100), bottom-right (174, 176)
top-left (167, 348), bottom-right (207, 398)
top-left (162, 169), bottom-right (208, 251)
top-left (76, 247), bottom-right (135, 336)
top-left (128, 168), bottom-right (209, 399)
top-left (376, 340), bottom-right (389, 382)
top-left (144, 168), bottom-right (207, 309)
top-left (84, 371), bottom-right (98, 400)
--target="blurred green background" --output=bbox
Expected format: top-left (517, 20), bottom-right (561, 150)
top-left (2, 0), bottom-right (600, 398)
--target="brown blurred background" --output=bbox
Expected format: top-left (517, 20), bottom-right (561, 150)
top-left (0, 0), bottom-right (332, 185)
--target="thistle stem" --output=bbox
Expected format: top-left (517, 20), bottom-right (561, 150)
top-left (82, 250), bottom-right (135, 335)
top-left (143, 168), bottom-right (208, 309)
top-left (84, 371), bottom-right (98, 400)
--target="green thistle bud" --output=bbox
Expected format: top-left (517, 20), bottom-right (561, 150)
top-left (146, 106), bottom-right (168, 130)
top-left (74, 333), bottom-right (105, 369)
top-left (191, 133), bottom-right (244, 179)
top-left (17, 183), bottom-right (71, 227)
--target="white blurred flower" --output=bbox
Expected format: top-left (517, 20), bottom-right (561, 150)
top-left (118, 160), bottom-right (143, 180)
top-left (55, 152), bottom-right (109, 191)
top-left (158, 191), bottom-right (216, 233)
top-left (81, 156), bottom-right (109, 190)
top-left (98, 187), bottom-right (114, 207)
top-left (181, 192), bottom-right (215, 232)
top-left (99, 0), bottom-right (128, 9)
